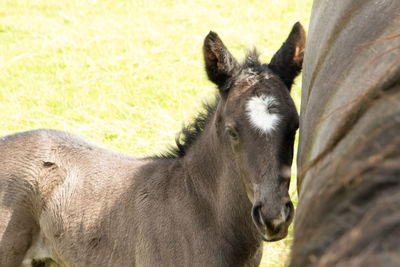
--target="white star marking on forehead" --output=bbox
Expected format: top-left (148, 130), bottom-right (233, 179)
top-left (246, 95), bottom-right (280, 134)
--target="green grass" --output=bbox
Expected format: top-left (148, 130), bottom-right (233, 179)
top-left (0, 0), bottom-right (312, 266)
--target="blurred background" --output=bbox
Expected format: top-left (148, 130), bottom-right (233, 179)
top-left (0, 0), bottom-right (312, 266)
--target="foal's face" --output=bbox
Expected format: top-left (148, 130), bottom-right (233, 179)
top-left (223, 70), bottom-right (299, 241)
top-left (203, 23), bottom-right (305, 241)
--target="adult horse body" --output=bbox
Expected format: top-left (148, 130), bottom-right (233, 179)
top-left (0, 23), bottom-right (305, 266)
top-left (290, 1), bottom-right (400, 266)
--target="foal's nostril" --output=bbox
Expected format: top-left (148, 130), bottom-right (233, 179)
top-left (283, 201), bottom-right (293, 221)
top-left (251, 204), bottom-right (265, 227)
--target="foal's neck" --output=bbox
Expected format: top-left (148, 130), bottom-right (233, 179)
top-left (183, 117), bottom-right (232, 199)
top-left (180, 115), bottom-right (262, 263)
top-left (182, 115), bottom-right (259, 244)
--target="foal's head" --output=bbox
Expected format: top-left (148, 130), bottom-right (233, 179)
top-left (203, 23), bottom-right (305, 241)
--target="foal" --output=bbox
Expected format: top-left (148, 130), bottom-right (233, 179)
top-left (0, 23), bottom-right (305, 266)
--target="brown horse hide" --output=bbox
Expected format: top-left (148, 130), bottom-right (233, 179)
top-left (290, 0), bottom-right (400, 266)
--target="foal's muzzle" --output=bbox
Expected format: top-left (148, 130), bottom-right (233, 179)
top-left (251, 200), bottom-right (294, 242)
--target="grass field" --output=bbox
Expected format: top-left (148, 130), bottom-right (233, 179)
top-left (0, 0), bottom-right (313, 266)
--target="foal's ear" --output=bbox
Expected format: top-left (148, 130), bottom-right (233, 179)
top-left (203, 31), bottom-right (240, 92)
top-left (269, 22), bottom-right (306, 91)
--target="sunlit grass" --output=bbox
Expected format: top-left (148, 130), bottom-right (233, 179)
top-left (0, 0), bottom-right (312, 265)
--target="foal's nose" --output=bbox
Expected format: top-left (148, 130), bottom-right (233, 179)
top-left (252, 199), bottom-right (293, 231)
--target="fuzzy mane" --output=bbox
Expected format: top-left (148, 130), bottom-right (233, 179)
top-left (243, 49), bottom-right (262, 70)
top-left (155, 96), bottom-right (220, 159)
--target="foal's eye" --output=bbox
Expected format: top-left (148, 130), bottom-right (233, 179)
top-left (225, 127), bottom-right (239, 140)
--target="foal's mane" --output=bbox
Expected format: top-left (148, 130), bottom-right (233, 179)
top-left (156, 50), bottom-right (264, 159)
top-left (156, 96), bottom-right (220, 159)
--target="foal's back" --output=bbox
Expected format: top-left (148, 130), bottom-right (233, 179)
top-left (0, 129), bottom-right (145, 266)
